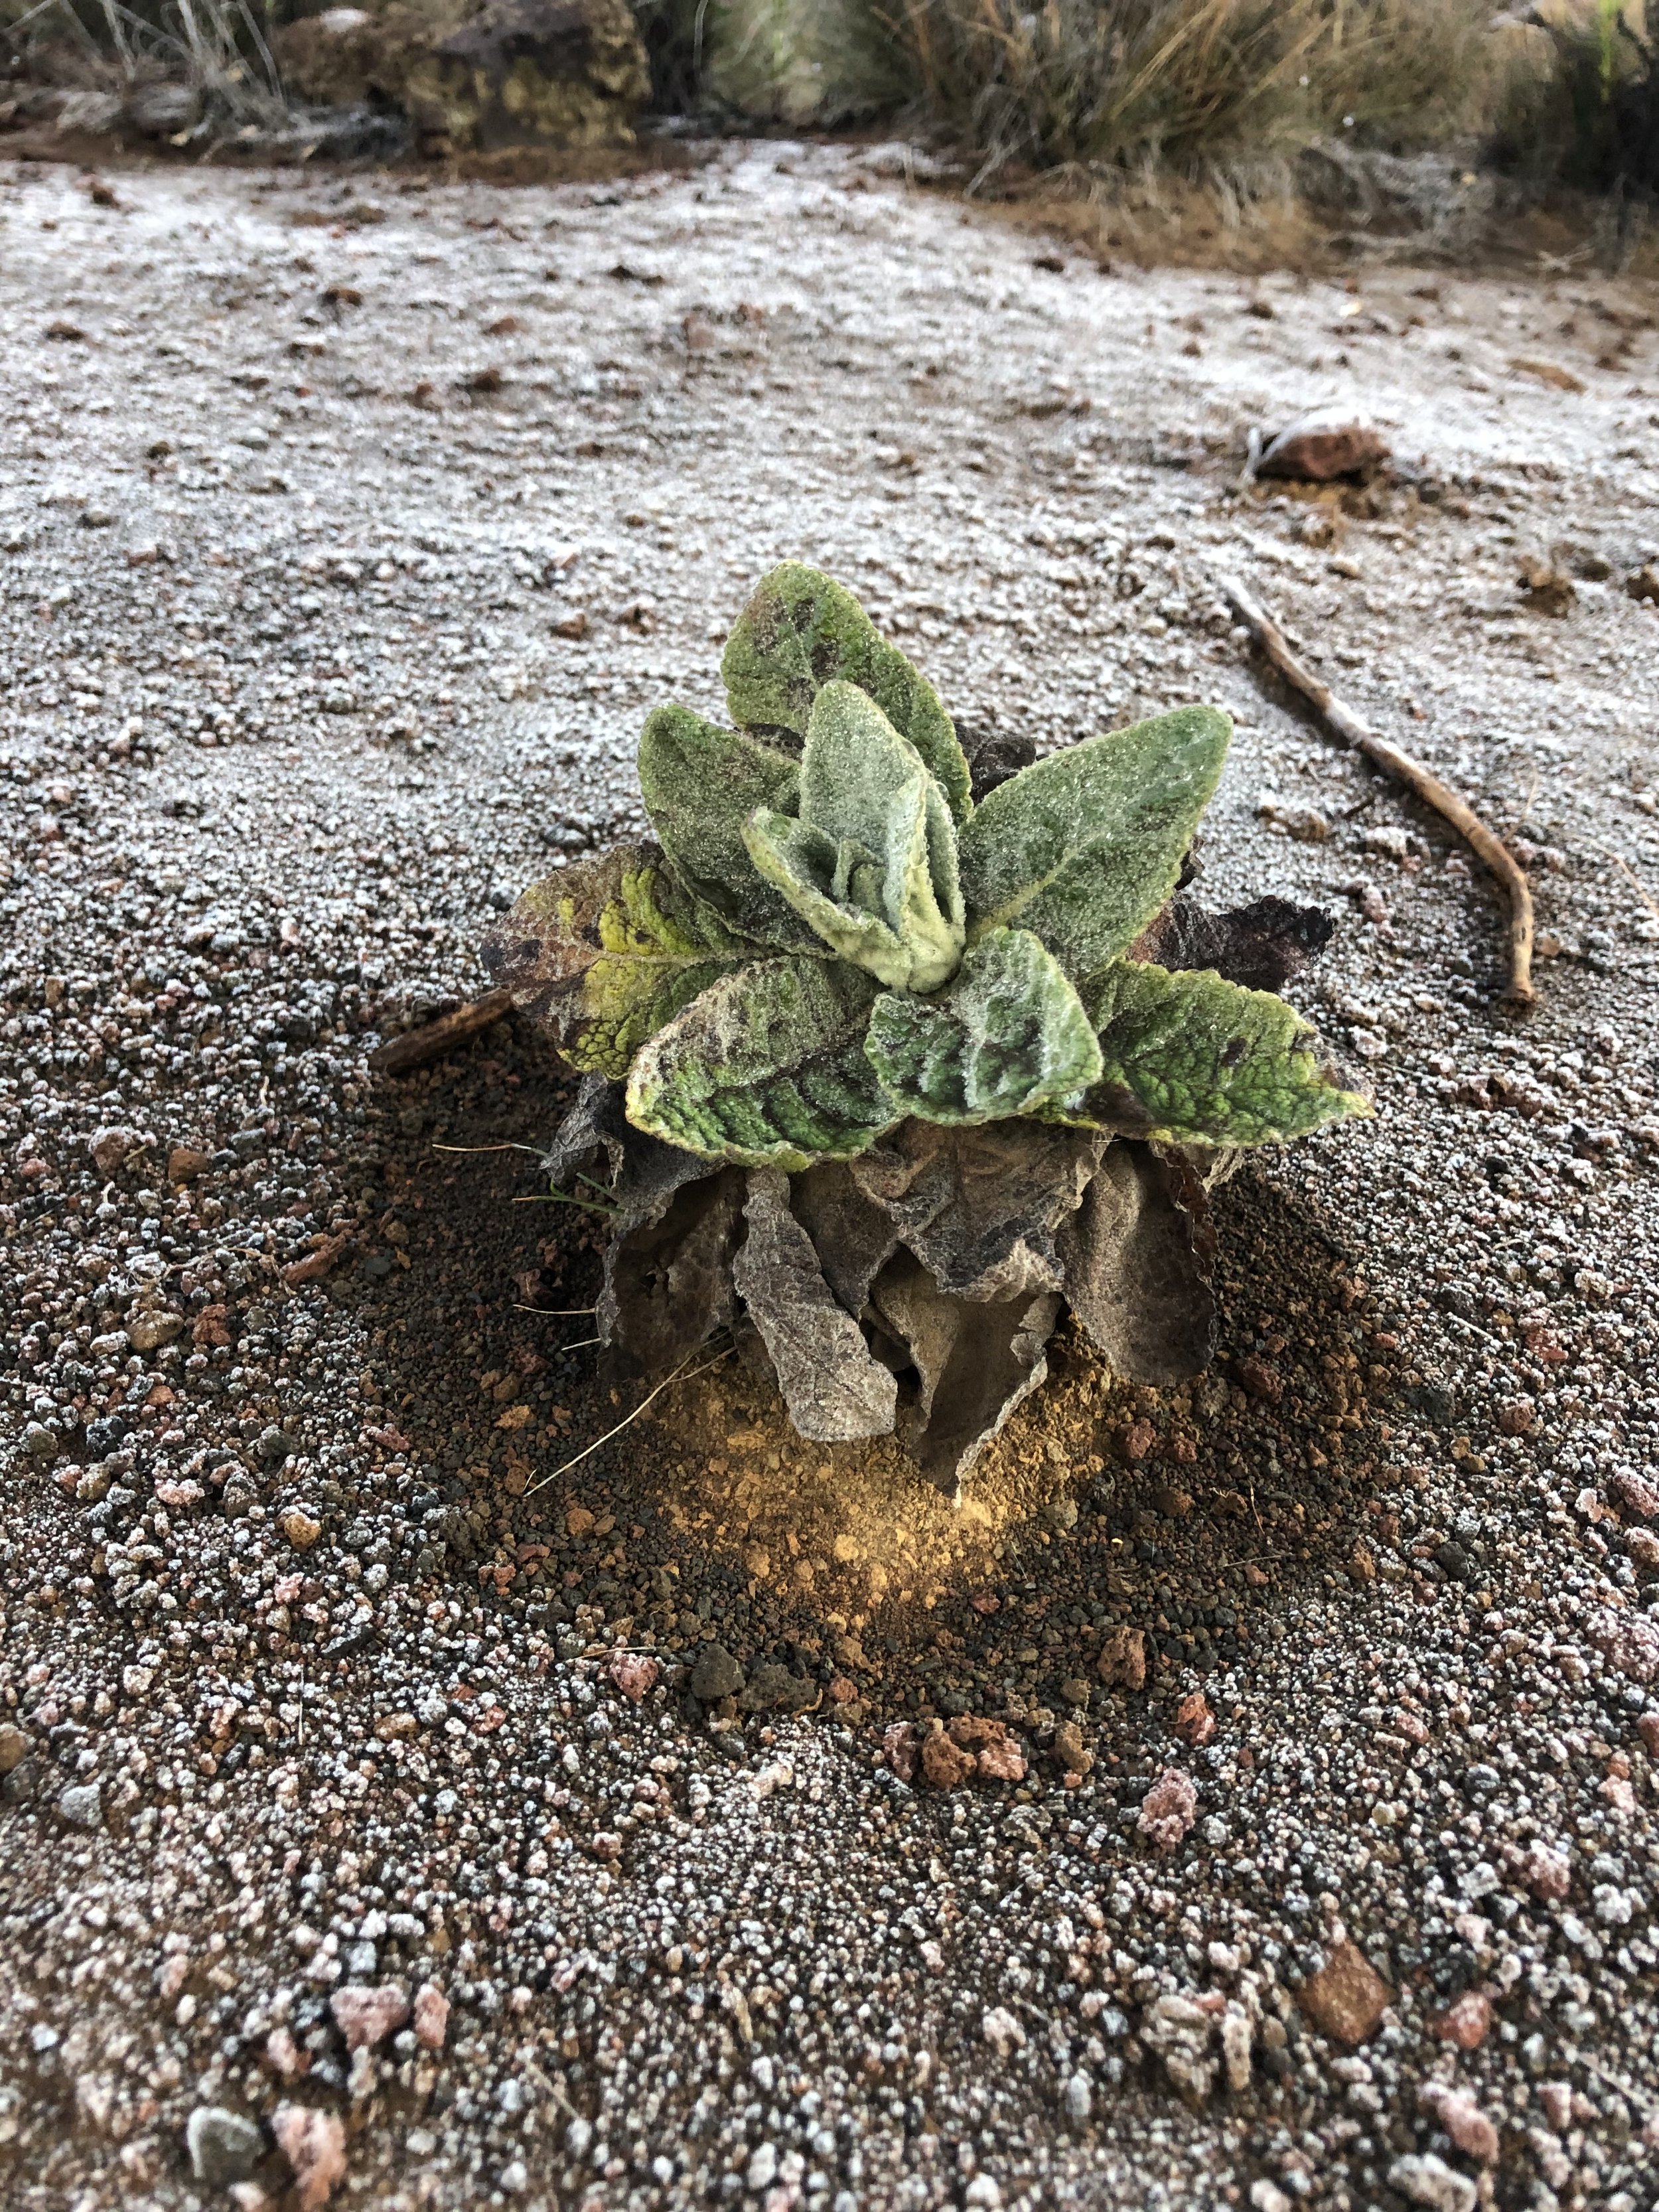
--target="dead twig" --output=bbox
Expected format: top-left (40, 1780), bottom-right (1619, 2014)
top-left (524, 1343), bottom-right (733, 1498)
top-left (1595, 846), bottom-right (1659, 928)
top-left (1218, 571), bottom-right (1536, 1007)
top-left (368, 988), bottom-right (513, 1075)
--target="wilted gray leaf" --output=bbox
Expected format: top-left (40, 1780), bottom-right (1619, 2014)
top-left (849, 1119), bottom-right (1105, 1301)
top-left (960, 723), bottom-right (1037, 802)
top-left (731, 1168), bottom-right (898, 1443)
top-left (869, 1254), bottom-right (1060, 1497)
top-left (788, 1160), bottom-right (901, 1317)
top-left (546, 1074), bottom-right (715, 1239)
top-left (1055, 1141), bottom-right (1216, 1385)
top-left (544, 1071), bottom-right (630, 1187)
top-left (603, 1165), bottom-right (746, 1378)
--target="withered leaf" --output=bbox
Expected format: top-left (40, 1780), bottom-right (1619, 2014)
top-left (731, 1168), bottom-right (898, 1443)
top-left (1055, 1140), bottom-right (1216, 1384)
top-left (850, 1119), bottom-right (1105, 1301)
top-left (869, 1253), bottom-right (1060, 1497)
top-left (603, 1165), bottom-right (745, 1378)
top-left (1131, 893), bottom-right (1334, 994)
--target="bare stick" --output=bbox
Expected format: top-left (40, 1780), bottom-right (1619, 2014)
top-left (1218, 571), bottom-right (1536, 1007)
top-left (368, 988), bottom-right (514, 1074)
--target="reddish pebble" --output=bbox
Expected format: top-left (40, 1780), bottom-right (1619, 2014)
top-left (608, 1651), bottom-right (659, 1703)
top-left (1419, 2083), bottom-right (1499, 2162)
top-left (1237, 1356), bottom-right (1283, 1403)
top-left (1297, 1939), bottom-right (1393, 2046)
top-left (1516, 1842), bottom-right (1571, 1901)
top-left (263, 2025), bottom-right (303, 2080)
top-left (1096, 1625), bottom-right (1147, 1691)
top-left (1137, 1767), bottom-right (1197, 1853)
top-left (920, 1729), bottom-right (976, 1791)
top-left (271, 2104), bottom-right (346, 2211)
top-left (1638, 1714), bottom-right (1659, 1757)
top-left (329, 1982), bottom-right (409, 2051)
top-left (1613, 1468), bottom-right (1659, 1519)
top-left (1432, 1990), bottom-right (1492, 2050)
top-left (1174, 1690), bottom-right (1216, 1746)
top-left (883, 1722), bottom-right (920, 1784)
top-left (941, 1715), bottom-right (1028, 1783)
top-left (1496, 1396), bottom-right (1534, 1436)
top-left (413, 1981), bottom-right (449, 2051)
top-left (1538, 2081), bottom-right (1573, 2130)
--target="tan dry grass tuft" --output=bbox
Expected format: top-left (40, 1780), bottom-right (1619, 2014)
top-left (875, 0), bottom-right (1518, 191)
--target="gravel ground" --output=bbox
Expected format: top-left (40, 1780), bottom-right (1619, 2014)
top-left (3, 140), bottom-right (1659, 2212)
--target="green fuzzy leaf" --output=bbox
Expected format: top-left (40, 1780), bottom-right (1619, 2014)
top-left (638, 704), bottom-right (819, 950)
top-left (479, 844), bottom-right (769, 1079)
top-left (625, 958), bottom-right (893, 1171)
top-left (865, 926), bottom-right (1103, 1125)
top-left (745, 682), bottom-right (965, 992)
top-left (1075, 960), bottom-right (1373, 1146)
top-left (722, 560), bottom-right (973, 827)
top-left (745, 808), bottom-right (913, 987)
top-left (957, 706), bottom-right (1232, 980)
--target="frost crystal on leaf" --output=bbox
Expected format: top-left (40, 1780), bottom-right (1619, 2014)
top-left (958, 705), bottom-right (1232, 980)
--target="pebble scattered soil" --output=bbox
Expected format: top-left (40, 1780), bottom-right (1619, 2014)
top-left (3, 140), bottom-right (1659, 2212)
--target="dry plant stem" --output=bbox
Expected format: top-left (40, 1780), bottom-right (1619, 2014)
top-left (1595, 846), bottom-right (1659, 927)
top-left (367, 987), bottom-right (514, 1074)
top-left (1218, 571), bottom-right (1536, 1007)
top-left (524, 1345), bottom-right (733, 1497)
top-left (432, 1141), bottom-right (544, 1156)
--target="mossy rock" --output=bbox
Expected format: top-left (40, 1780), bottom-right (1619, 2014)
top-left (277, 0), bottom-right (647, 154)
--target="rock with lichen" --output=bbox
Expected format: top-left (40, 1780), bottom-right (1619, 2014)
top-left (275, 0), bottom-right (647, 157)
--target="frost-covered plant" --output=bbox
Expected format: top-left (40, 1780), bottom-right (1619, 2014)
top-left (486, 563), bottom-right (1369, 1493)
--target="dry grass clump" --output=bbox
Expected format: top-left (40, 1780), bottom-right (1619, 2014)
top-left (1, 0), bottom-right (289, 130)
top-left (877, 0), bottom-right (1516, 191)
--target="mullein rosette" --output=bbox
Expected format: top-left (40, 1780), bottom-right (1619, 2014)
top-left (484, 563), bottom-right (1370, 1495)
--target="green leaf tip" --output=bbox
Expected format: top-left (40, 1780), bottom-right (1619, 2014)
top-left (722, 561), bottom-right (974, 828)
top-left (637, 704), bottom-right (820, 952)
top-left (958, 705), bottom-right (1232, 982)
top-left (865, 926), bottom-right (1104, 1126)
top-left (1077, 960), bottom-right (1374, 1147)
top-left (744, 680), bottom-right (965, 994)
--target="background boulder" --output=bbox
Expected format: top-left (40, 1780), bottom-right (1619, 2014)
top-left (275, 0), bottom-right (648, 155)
